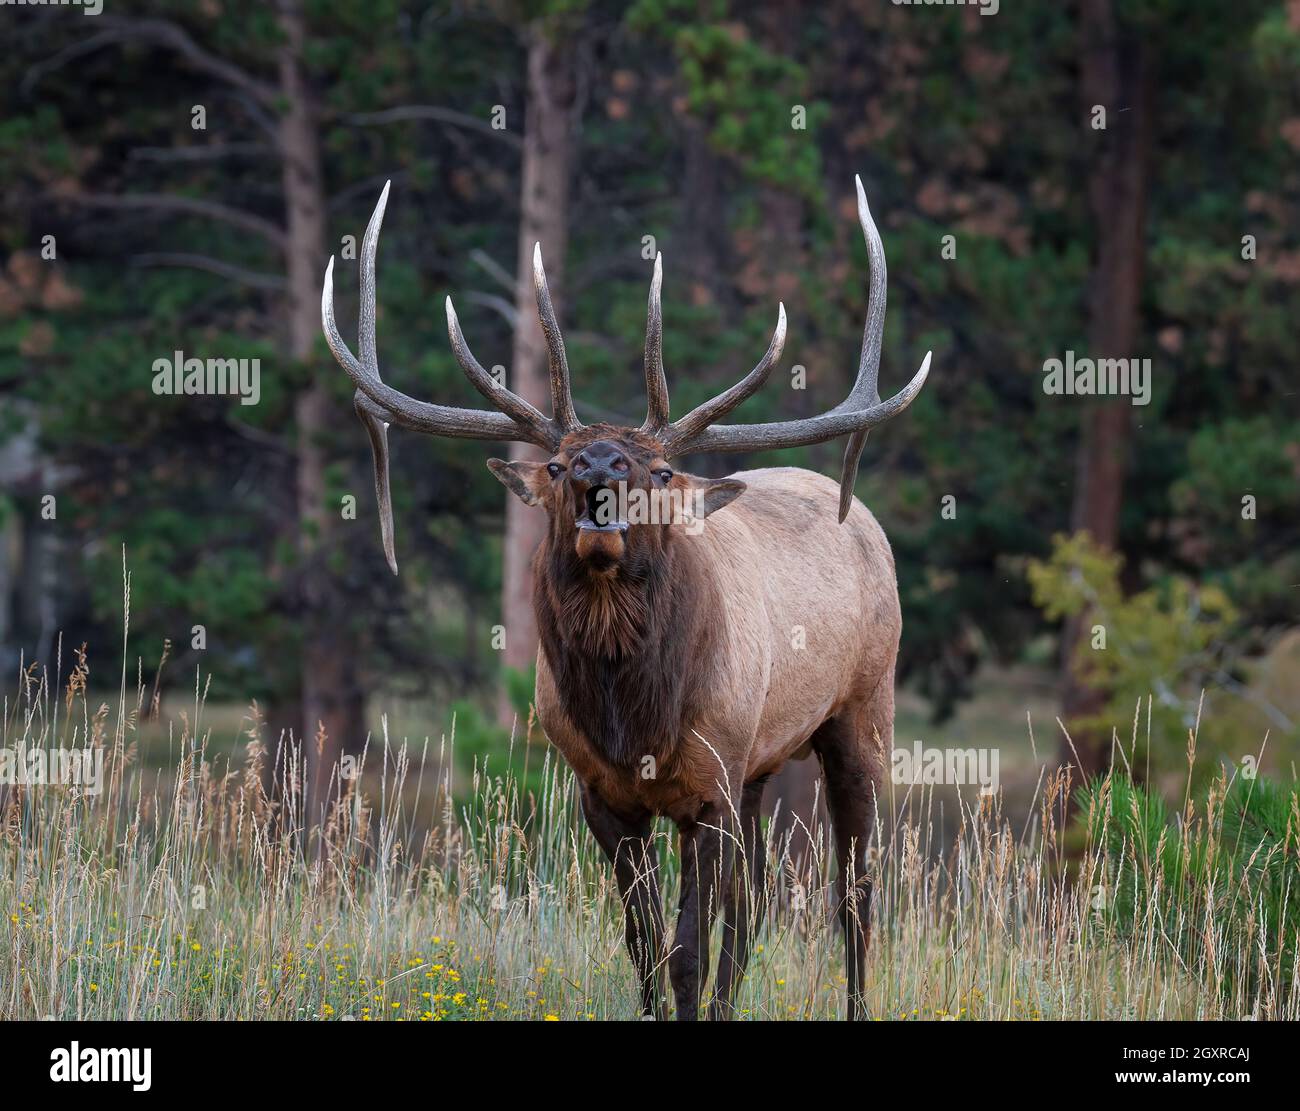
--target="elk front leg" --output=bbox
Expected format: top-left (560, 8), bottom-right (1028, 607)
top-left (708, 778), bottom-right (768, 1019)
top-left (580, 787), bottom-right (667, 1019)
top-left (669, 802), bottom-right (727, 1020)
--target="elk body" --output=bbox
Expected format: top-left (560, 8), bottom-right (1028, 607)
top-left (323, 178), bottom-right (931, 1020)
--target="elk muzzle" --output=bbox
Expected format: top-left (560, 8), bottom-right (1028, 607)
top-left (572, 440), bottom-right (631, 563)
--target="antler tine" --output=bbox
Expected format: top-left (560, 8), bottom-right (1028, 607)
top-left (532, 243), bottom-right (582, 436)
top-left (356, 178), bottom-right (386, 375)
top-left (640, 252), bottom-right (670, 434)
top-left (322, 183), bottom-right (560, 573)
top-left (663, 302), bottom-right (787, 451)
top-left (831, 174), bottom-right (888, 521)
top-left (676, 353), bottom-right (930, 451)
top-left (325, 256), bottom-right (518, 440)
top-left (661, 176), bottom-right (931, 523)
top-left (352, 393), bottom-right (399, 574)
top-left (323, 186), bottom-right (542, 442)
top-left (445, 295), bottom-right (556, 437)
top-left (836, 175), bottom-right (887, 416)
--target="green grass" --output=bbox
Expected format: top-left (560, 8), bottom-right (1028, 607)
top-left (1079, 768), bottom-right (1300, 1012)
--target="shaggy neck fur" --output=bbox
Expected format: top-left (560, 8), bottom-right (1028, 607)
top-left (533, 528), bottom-right (715, 771)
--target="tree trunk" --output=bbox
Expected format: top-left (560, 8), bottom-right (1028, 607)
top-left (1059, 0), bottom-right (1153, 779)
top-left (678, 119), bottom-right (728, 303)
top-left (276, 0), bottom-right (366, 815)
top-left (741, 0), bottom-right (822, 854)
top-left (498, 23), bottom-right (578, 730)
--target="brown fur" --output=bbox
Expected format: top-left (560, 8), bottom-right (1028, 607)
top-left (498, 428), bottom-right (900, 1019)
top-left (532, 464), bottom-right (898, 816)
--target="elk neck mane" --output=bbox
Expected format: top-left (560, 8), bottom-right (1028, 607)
top-left (532, 530), bottom-right (717, 771)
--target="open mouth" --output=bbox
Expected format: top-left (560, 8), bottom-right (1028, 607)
top-left (576, 485), bottom-right (628, 533)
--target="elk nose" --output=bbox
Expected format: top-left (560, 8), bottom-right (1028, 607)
top-left (573, 440), bottom-right (630, 483)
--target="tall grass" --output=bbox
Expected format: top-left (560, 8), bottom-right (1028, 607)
top-left (2, 638), bottom-right (1296, 1020)
top-left (1078, 765), bottom-right (1300, 1015)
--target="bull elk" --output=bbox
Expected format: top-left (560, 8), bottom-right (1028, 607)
top-left (322, 178), bottom-right (930, 1020)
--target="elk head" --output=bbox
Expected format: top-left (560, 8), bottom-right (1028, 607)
top-left (322, 178), bottom-right (931, 575)
top-left (486, 422), bottom-right (746, 573)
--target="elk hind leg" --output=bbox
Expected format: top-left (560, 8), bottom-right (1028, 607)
top-left (811, 690), bottom-right (889, 1021)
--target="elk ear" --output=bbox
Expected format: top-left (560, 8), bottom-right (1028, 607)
top-left (673, 473), bottom-right (747, 519)
top-left (487, 458), bottom-right (548, 506)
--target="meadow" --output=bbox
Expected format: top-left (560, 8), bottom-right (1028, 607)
top-left (3, 640), bottom-right (1296, 1022)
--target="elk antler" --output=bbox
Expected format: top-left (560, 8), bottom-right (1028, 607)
top-left (638, 245), bottom-right (790, 441)
top-left (325, 177), bottom-right (931, 572)
top-left (661, 175), bottom-right (931, 521)
top-left (322, 180), bottom-right (582, 573)
top-left (639, 252), bottom-right (670, 435)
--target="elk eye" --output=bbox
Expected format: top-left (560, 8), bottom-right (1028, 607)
top-left (655, 468), bottom-right (673, 482)
top-left (547, 463), bottom-right (565, 479)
